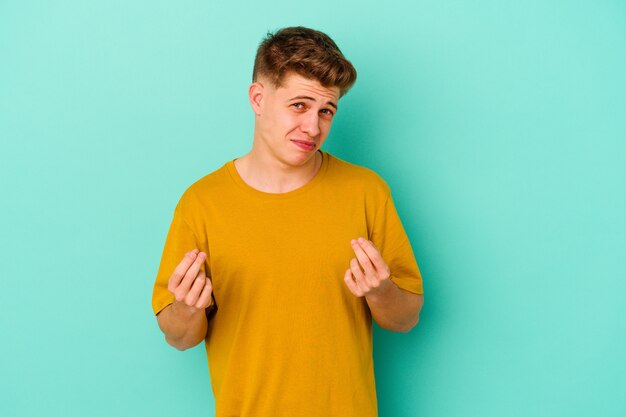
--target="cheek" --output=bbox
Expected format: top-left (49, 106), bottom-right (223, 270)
top-left (264, 112), bottom-right (293, 134)
top-left (278, 114), bottom-right (301, 132)
top-left (321, 120), bottom-right (333, 134)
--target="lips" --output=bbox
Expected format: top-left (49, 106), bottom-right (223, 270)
top-left (291, 140), bottom-right (316, 152)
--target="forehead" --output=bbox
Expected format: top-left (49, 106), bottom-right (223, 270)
top-left (275, 73), bottom-right (340, 102)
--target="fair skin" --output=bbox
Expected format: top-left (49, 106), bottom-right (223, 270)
top-left (235, 72), bottom-right (340, 192)
top-left (156, 249), bottom-right (212, 350)
top-left (157, 72), bottom-right (423, 350)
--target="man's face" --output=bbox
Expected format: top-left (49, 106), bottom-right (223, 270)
top-left (251, 72), bottom-right (340, 167)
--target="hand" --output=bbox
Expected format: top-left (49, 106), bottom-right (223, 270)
top-left (344, 237), bottom-right (392, 298)
top-left (167, 249), bottom-right (213, 311)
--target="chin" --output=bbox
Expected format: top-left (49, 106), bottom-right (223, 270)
top-left (287, 151), bottom-right (317, 166)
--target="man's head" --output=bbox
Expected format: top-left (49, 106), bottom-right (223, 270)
top-left (252, 26), bottom-right (357, 98)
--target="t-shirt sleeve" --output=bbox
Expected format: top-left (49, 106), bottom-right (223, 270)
top-left (370, 191), bottom-right (424, 295)
top-left (151, 203), bottom-right (211, 315)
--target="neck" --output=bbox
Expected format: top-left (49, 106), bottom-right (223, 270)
top-left (234, 149), bottom-right (323, 193)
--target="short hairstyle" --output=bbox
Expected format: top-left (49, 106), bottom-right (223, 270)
top-left (252, 26), bottom-right (357, 97)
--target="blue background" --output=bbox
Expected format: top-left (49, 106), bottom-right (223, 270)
top-left (1, 1), bottom-right (624, 416)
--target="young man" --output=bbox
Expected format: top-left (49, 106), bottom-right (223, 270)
top-left (152, 26), bottom-right (424, 417)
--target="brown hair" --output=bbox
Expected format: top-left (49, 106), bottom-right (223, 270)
top-left (252, 26), bottom-right (357, 97)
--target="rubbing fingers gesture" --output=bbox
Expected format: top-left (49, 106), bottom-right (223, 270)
top-left (343, 237), bottom-right (392, 298)
top-left (167, 249), bottom-right (213, 310)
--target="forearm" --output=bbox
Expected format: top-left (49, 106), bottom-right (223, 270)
top-left (156, 301), bottom-right (209, 350)
top-left (365, 282), bottom-right (423, 333)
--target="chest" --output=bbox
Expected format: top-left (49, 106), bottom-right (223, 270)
top-left (205, 190), bottom-right (371, 298)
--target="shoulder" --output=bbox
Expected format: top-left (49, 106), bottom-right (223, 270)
top-left (176, 162), bottom-right (232, 212)
top-left (325, 152), bottom-right (391, 197)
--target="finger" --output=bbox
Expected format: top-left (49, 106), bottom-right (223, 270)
top-left (195, 279), bottom-right (214, 309)
top-left (351, 240), bottom-right (378, 294)
top-left (357, 237), bottom-right (389, 275)
top-left (350, 258), bottom-right (375, 294)
top-left (184, 275), bottom-right (206, 306)
top-left (350, 239), bottom-right (376, 281)
top-left (344, 268), bottom-right (363, 297)
top-left (168, 251), bottom-right (198, 292)
top-left (349, 258), bottom-right (365, 281)
top-left (191, 248), bottom-right (206, 273)
top-left (177, 252), bottom-right (207, 296)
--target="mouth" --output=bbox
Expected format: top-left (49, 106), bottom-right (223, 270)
top-left (290, 140), bottom-right (317, 152)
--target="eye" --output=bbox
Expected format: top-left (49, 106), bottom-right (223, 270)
top-left (291, 102), bottom-right (306, 110)
top-left (320, 108), bottom-right (335, 118)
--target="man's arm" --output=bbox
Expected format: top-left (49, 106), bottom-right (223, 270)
top-left (364, 283), bottom-right (423, 333)
top-left (156, 249), bottom-right (214, 350)
top-left (344, 238), bottom-right (424, 333)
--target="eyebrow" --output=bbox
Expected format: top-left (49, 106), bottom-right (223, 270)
top-left (288, 95), bottom-right (338, 110)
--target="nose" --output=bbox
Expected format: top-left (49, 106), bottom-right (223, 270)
top-left (300, 111), bottom-right (321, 138)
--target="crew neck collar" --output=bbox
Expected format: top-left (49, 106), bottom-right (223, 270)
top-left (225, 150), bottom-right (330, 199)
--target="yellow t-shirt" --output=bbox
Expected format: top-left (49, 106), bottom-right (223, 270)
top-left (152, 151), bottom-right (423, 417)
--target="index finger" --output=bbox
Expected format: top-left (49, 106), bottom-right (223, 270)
top-left (169, 250), bottom-right (200, 289)
top-left (356, 237), bottom-right (388, 273)
top-left (351, 240), bottom-right (375, 276)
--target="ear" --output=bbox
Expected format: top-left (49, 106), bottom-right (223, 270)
top-left (248, 81), bottom-right (264, 115)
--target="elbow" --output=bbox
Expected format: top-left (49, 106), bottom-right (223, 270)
top-left (165, 336), bottom-right (190, 351)
top-left (400, 294), bottom-right (424, 333)
top-left (398, 315), bottom-right (420, 333)
top-left (173, 343), bottom-right (190, 352)
top-left (380, 315), bottom-right (420, 333)
top-left (165, 335), bottom-right (201, 351)
top-left (399, 311), bottom-right (422, 333)
top-left (390, 292), bottom-right (423, 333)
